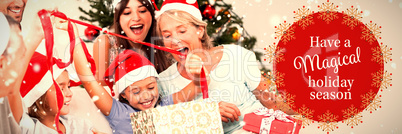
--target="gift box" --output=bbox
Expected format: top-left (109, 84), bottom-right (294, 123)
top-left (243, 108), bottom-right (302, 134)
top-left (130, 99), bottom-right (223, 134)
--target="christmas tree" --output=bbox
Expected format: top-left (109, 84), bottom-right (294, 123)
top-left (78, 0), bottom-right (114, 28)
top-left (79, 0), bottom-right (269, 73)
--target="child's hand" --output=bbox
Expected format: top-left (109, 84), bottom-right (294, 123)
top-left (218, 101), bottom-right (241, 123)
top-left (54, 16), bottom-right (69, 31)
top-left (28, 8), bottom-right (58, 39)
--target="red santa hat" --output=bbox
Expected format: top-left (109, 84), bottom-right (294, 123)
top-left (157, 0), bottom-right (202, 21)
top-left (20, 52), bottom-right (66, 107)
top-left (104, 50), bottom-right (158, 96)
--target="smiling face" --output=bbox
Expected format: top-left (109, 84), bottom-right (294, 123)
top-left (119, 0), bottom-right (152, 42)
top-left (121, 77), bottom-right (159, 111)
top-left (0, 0), bottom-right (27, 22)
top-left (45, 71), bottom-right (72, 115)
top-left (158, 12), bottom-right (205, 67)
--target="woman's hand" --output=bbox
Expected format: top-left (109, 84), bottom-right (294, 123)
top-left (185, 52), bottom-right (210, 85)
top-left (218, 101), bottom-right (241, 123)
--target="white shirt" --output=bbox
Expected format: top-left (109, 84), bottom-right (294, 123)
top-left (20, 113), bottom-right (94, 134)
top-left (158, 45), bottom-right (264, 133)
top-left (0, 97), bottom-right (21, 134)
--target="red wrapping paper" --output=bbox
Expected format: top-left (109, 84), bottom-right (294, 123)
top-left (243, 111), bottom-right (302, 134)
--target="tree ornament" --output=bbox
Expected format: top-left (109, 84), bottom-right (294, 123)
top-left (200, 2), bottom-right (216, 20)
top-left (84, 27), bottom-right (100, 41)
top-left (232, 29), bottom-right (241, 41)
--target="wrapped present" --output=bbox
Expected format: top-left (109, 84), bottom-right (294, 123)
top-left (130, 99), bottom-right (223, 134)
top-left (243, 108), bottom-right (302, 134)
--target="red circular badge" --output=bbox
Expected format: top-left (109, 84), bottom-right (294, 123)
top-left (273, 12), bottom-right (382, 122)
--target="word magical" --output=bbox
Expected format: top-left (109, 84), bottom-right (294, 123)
top-left (294, 36), bottom-right (361, 74)
top-left (293, 36), bottom-right (362, 100)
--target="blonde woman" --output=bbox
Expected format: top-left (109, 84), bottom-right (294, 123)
top-left (155, 0), bottom-right (290, 133)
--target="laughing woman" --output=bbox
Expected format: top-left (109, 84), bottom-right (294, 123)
top-left (92, 0), bottom-right (169, 86)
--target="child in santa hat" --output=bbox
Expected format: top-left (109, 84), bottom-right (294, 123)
top-left (1, 11), bottom-right (69, 134)
top-left (74, 45), bottom-right (168, 133)
top-left (9, 52), bottom-right (102, 134)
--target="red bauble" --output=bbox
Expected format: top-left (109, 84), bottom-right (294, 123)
top-left (84, 27), bottom-right (100, 41)
top-left (200, 3), bottom-right (216, 20)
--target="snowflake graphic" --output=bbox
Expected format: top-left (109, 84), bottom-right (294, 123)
top-left (262, 72), bottom-right (277, 92)
top-left (380, 44), bottom-right (392, 64)
top-left (371, 46), bottom-right (384, 64)
top-left (342, 6), bottom-right (363, 29)
top-left (360, 90), bottom-right (381, 113)
top-left (265, 43), bottom-right (276, 63)
top-left (381, 70), bottom-right (392, 90)
top-left (361, 21), bottom-right (381, 44)
top-left (274, 91), bottom-right (293, 112)
top-left (275, 98), bottom-right (292, 113)
top-left (294, 6), bottom-right (314, 30)
top-left (342, 105), bottom-right (363, 128)
top-left (371, 70), bottom-right (383, 88)
top-left (318, 110), bottom-right (339, 133)
top-left (264, 43), bottom-right (285, 64)
top-left (265, 42), bottom-right (285, 63)
top-left (371, 70), bottom-right (392, 90)
top-left (275, 91), bottom-right (296, 112)
top-left (284, 92), bottom-right (296, 109)
top-left (371, 43), bottom-right (392, 64)
top-left (273, 71), bottom-right (285, 88)
top-left (274, 47), bottom-right (286, 64)
top-left (275, 21), bottom-right (296, 44)
top-left (295, 105), bottom-right (315, 128)
top-left (317, 0), bottom-right (339, 24)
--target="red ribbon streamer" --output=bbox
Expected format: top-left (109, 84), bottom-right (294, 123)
top-left (50, 10), bottom-right (209, 99)
top-left (200, 68), bottom-right (208, 99)
top-left (38, 10), bottom-right (97, 133)
top-left (151, 0), bottom-right (159, 11)
top-left (50, 12), bottom-right (183, 56)
top-left (38, 9), bottom-right (63, 134)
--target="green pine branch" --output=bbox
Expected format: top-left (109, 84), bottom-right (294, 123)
top-left (79, 0), bottom-right (114, 28)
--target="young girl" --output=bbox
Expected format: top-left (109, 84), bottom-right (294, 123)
top-left (93, 0), bottom-right (169, 86)
top-left (155, 0), bottom-right (292, 133)
top-left (8, 52), bottom-right (99, 134)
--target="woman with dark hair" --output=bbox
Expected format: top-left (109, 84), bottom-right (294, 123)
top-left (93, 0), bottom-right (169, 86)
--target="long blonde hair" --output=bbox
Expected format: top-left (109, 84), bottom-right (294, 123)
top-left (156, 10), bottom-right (213, 49)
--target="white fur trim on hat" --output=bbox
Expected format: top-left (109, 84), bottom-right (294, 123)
top-left (23, 65), bottom-right (65, 107)
top-left (0, 13), bottom-right (10, 55)
top-left (157, 3), bottom-right (203, 21)
top-left (115, 65), bottom-right (158, 94)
